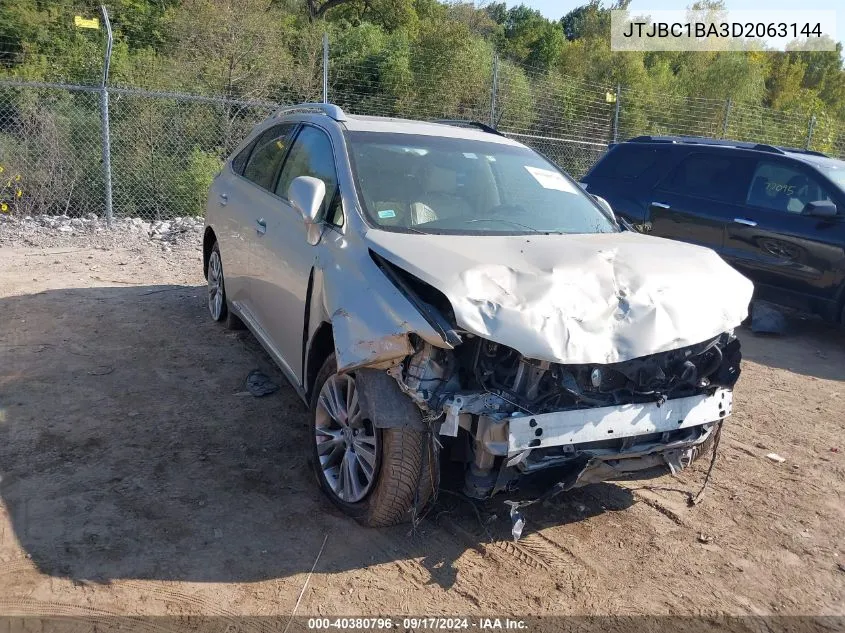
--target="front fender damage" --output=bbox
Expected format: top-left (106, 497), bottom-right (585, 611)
top-left (331, 307), bottom-right (414, 373)
top-left (317, 250), bottom-right (453, 375)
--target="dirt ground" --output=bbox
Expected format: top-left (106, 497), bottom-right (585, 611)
top-left (1, 232), bottom-right (844, 626)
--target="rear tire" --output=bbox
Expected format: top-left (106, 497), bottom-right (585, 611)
top-left (207, 242), bottom-right (244, 330)
top-left (309, 353), bottom-right (428, 527)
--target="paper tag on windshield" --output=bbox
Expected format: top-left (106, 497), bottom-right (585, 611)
top-left (524, 166), bottom-right (577, 193)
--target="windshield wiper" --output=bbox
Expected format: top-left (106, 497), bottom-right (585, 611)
top-left (463, 218), bottom-right (546, 234)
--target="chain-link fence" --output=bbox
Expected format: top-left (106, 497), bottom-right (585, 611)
top-left (2, 23), bottom-right (844, 222)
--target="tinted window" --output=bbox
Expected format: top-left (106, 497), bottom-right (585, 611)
top-left (590, 145), bottom-right (666, 181)
top-left (242, 123), bottom-right (296, 190)
top-left (659, 153), bottom-right (749, 203)
top-left (276, 126), bottom-right (338, 218)
top-left (231, 138), bottom-right (257, 175)
top-left (747, 161), bottom-right (833, 214)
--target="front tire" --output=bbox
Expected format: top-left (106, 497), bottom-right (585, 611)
top-left (309, 354), bottom-right (428, 527)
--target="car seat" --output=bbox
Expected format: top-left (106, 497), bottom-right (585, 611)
top-left (411, 164), bottom-right (472, 225)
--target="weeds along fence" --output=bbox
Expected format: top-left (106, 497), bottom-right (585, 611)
top-left (1, 36), bottom-right (843, 222)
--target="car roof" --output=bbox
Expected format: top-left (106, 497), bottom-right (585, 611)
top-left (272, 103), bottom-right (522, 146)
top-left (622, 135), bottom-right (832, 161)
top-left (341, 114), bottom-right (521, 145)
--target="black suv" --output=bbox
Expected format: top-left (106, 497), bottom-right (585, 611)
top-left (581, 136), bottom-right (845, 323)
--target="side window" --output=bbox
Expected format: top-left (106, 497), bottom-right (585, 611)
top-left (242, 123), bottom-right (296, 191)
top-left (328, 197), bottom-right (344, 227)
top-left (746, 161), bottom-right (833, 214)
top-left (589, 146), bottom-right (666, 181)
top-left (275, 126), bottom-right (339, 220)
top-left (659, 152), bottom-right (750, 203)
top-left (231, 138), bottom-right (258, 175)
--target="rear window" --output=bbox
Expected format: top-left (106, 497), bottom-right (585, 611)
top-left (588, 145), bottom-right (666, 181)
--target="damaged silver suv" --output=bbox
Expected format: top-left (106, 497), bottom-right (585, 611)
top-left (203, 103), bottom-right (754, 527)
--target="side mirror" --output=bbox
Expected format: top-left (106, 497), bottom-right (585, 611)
top-left (288, 176), bottom-right (326, 224)
top-left (591, 194), bottom-right (632, 230)
top-left (802, 200), bottom-right (838, 218)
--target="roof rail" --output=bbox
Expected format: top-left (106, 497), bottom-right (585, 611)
top-left (627, 135), bottom-right (829, 158)
top-left (430, 119), bottom-right (503, 136)
top-left (773, 146), bottom-right (829, 158)
top-left (274, 102), bottom-right (347, 122)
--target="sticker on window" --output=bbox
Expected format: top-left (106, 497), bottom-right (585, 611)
top-left (378, 209), bottom-right (396, 219)
top-left (463, 152), bottom-right (478, 159)
top-left (524, 166), bottom-right (577, 193)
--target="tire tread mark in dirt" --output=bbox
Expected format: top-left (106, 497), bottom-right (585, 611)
top-left (0, 558), bottom-right (35, 577)
top-left (628, 489), bottom-right (689, 528)
top-left (0, 601), bottom-right (220, 633)
top-left (437, 516), bottom-right (586, 580)
top-left (118, 581), bottom-right (247, 621)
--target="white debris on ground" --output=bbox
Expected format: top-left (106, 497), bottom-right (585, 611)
top-left (0, 213), bottom-right (205, 249)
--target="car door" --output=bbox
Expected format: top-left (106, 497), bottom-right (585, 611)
top-left (648, 151), bottom-right (755, 253)
top-left (250, 124), bottom-right (341, 385)
top-left (580, 144), bottom-right (673, 229)
top-left (221, 122), bottom-right (298, 316)
top-left (207, 135), bottom-right (261, 304)
top-left (723, 158), bottom-right (845, 309)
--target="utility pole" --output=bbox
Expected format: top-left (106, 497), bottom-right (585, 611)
top-left (100, 5), bottom-right (114, 227)
top-left (490, 54), bottom-right (499, 129)
top-left (806, 115), bottom-right (816, 150)
top-left (322, 33), bottom-right (329, 104)
top-left (612, 84), bottom-right (621, 143)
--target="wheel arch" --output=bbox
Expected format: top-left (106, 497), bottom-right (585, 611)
top-left (305, 321), bottom-right (335, 400)
top-left (202, 226), bottom-right (217, 279)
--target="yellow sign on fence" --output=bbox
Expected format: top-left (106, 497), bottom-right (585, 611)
top-left (74, 16), bottom-right (100, 30)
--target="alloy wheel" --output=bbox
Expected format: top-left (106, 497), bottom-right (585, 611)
top-left (314, 374), bottom-right (378, 503)
top-left (207, 250), bottom-right (224, 320)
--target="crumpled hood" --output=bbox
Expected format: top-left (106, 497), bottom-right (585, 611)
top-left (365, 229), bottom-right (754, 365)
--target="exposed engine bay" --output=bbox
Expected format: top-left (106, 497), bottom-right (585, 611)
top-left (387, 331), bottom-right (742, 499)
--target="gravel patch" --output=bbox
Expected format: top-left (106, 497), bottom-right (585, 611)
top-left (0, 213), bottom-right (204, 250)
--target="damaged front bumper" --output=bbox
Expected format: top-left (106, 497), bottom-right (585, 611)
top-left (462, 390), bottom-right (727, 497)
top-left (383, 333), bottom-right (740, 501)
top-left (507, 388), bottom-right (730, 464)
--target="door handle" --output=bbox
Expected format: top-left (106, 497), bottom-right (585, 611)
top-left (218, 192), bottom-right (228, 206)
top-left (256, 218), bottom-right (267, 235)
top-left (650, 202), bottom-right (670, 209)
top-left (733, 217), bottom-right (757, 227)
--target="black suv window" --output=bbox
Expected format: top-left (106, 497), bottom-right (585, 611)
top-left (589, 145), bottom-right (666, 181)
top-left (242, 123), bottom-right (296, 191)
top-left (747, 161), bottom-right (834, 214)
top-left (276, 125), bottom-right (339, 220)
top-left (658, 152), bottom-right (751, 203)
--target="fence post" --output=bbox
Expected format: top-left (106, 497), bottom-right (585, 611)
top-left (722, 98), bottom-right (732, 138)
top-left (490, 54), bottom-right (499, 129)
top-left (322, 33), bottom-right (329, 104)
top-left (612, 84), bottom-right (621, 143)
top-left (99, 5), bottom-right (114, 228)
top-left (806, 115), bottom-right (816, 150)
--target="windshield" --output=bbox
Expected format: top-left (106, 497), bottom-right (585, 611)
top-left (814, 160), bottom-right (845, 193)
top-left (346, 131), bottom-right (617, 235)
